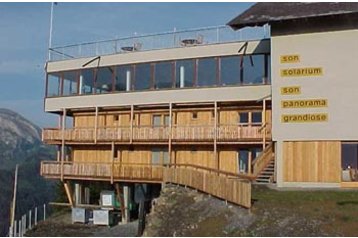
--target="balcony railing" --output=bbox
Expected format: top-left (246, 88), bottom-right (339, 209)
top-left (42, 124), bottom-right (272, 144)
top-left (40, 161), bottom-right (253, 208)
top-left (49, 25), bottom-right (270, 61)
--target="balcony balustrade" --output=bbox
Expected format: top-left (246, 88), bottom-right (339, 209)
top-left (42, 124), bottom-right (272, 144)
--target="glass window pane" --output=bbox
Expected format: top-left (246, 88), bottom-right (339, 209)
top-left (47, 73), bottom-right (61, 97)
top-left (252, 112), bottom-right (262, 125)
top-left (164, 115), bottom-right (170, 126)
top-left (239, 112), bottom-right (249, 124)
top-left (238, 149), bottom-right (249, 173)
top-left (152, 148), bottom-right (161, 164)
top-left (96, 67), bottom-right (113, 94)
top-left (80, 69), bottom-right (94, 95)
top-left (176, 60), bottom-right (194, 88)
top-left (63, 71), bottom-right (78, 96)
top-left (154, 62), bottom-right (173, 89)
top-left (220, 56), bottom-right (241, 86)
top-left (197, 58), bottom-right (217, 87)
top-left (135, 63), bottom-right (152, 91)
top-left (115, 66), bottom-right (132, 92)
top-left (153, 115), bottom-right (161, 127)
top-left (163, 151), bottom-right (170, 165)
top-left (243, 55), bottom-right (265, 85)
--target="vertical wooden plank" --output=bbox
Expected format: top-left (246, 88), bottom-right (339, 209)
top-left (94, 107), bottom-right (99, 144)
top-left (61, 108), bottom-right (66, 182)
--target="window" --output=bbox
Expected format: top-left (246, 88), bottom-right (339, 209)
top-left (164, 115), bottom-right (170, 127)
top-left (153, 115), bottom-right (162, 127)
top-left (62, 71), bottom-right (78, 96)
top-left (252, 112), bottom-right (262, 126)
top-left (134, 63), bottom-right (152, 90)
top-left (220, 56), bottom-right (241, 86)
top-left (152, 148), bottom-right (161, 164)
top-left (242, 55), bottom-right (265, 85)
top-left (176, 59), bottom-right (194, 88)
top-left (239, 112), bottom-right (249, 125)
top-left (96, 67), bottom-right (113, 93)
top-left (163, 151), bottom-right (170, 165)
top-left (197, 58), bottom-right (217, 87)
top-left (154, 62), bottom-right (173, 89)
top-left (266, 55), bottom-right (271, 84)
top-left (192, 112), bottom-right (198, 119)
top-left (238, 149), bottom-right (249, 173)
top-left (115, 66), bottom-right (132, 92)
top-left (80, 69), bottom-right (95, 95)
top-left (47, 73), bottom-right (61, 97)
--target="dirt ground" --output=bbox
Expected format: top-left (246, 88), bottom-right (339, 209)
top-left (144, 184), bottom-right (358, 237)
top-left (25, 209), bottom-right (138, 237)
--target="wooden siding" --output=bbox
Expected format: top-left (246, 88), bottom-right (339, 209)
top-left (283, 141), bottom-right (341, 183)
top-left (73, 146), bottom-right (112, 163)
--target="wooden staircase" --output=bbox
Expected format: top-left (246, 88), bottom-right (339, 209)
top-left (252, 143), bottom-right (275, 184)
top-left (255, 159), bottom-right (275, 184)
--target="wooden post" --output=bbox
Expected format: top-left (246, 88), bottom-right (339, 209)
top-left (29, 210), bottom-right (32, 229)
top-left (94, 107), bottom-right (99, 144)
top-left (130, 105), bottom-right (134, 144)
top-left (111, 142), bottom-right (115, 184)
top-left (34, 207), bottom-right (37, 226)
top-left (18, 220), bottom-right (21, 237)
top-left (123, 185), bottom-right (130, 223)
top-left (10, 164), bottom-right (18, 232)
top-left (64, 182), bottom-right (74, 207)
top-left (248, 150), bottom-right (252, 174)
top-left (115, 183), bottom-right (125, 222)
top-left (61, 108), bottom-right (66, 182)
top-left (214, 101), bottom-right (218, 173)
top-left (262, 99), bottom-right (266, 150)
top-left (43, 204), bottom-right (46, 221)
top-left (169, 103), bottom-right (172, 166)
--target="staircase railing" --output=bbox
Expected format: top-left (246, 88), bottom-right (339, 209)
top-left (252, 143), bottom-right (274, 177)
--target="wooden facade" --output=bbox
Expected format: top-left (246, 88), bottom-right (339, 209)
top-left (282, 141), bottom-right (341, 183)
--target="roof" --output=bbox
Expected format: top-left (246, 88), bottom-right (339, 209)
top-left (228, 2), bottom-right (358, 30)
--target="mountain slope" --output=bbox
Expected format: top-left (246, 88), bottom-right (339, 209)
top-left (0, 108), bottom-right (55, 236)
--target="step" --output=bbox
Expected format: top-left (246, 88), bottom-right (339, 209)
top-left (255, 179), bottom-right (271, 183)
top-left (261, 171), bottom-right (274, 175)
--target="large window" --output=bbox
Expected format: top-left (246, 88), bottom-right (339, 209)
top-left (341, 143), bottom-right (358, 182)
top-left (135, 63), bottom-right (152, 90)
top-left (176, 59), bottom-right (194, 88)
top-left (96, 67), bottom-right (113, 93)
top-left (221, 56), bottom-right (240, 86)
top-left (62, 71), bottom-right (78, 96)
top-left (197, 58), bottom-right (217, 87)
top-left (115, 65), bottom-right (132, 92)
top-left (243, 55), bottom-right (265, 85)
top-left (154, 62), bottom-right (173, 89)
top-left (47, 73), bottom-right (61, 97)
top-left (80, 69), bottom-right (94, 95)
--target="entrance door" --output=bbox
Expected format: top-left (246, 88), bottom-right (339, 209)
top-left (341, 143), bottom-right (358, 182)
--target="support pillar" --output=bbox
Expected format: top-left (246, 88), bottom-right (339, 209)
top-left (75, 183), bottom-right (82, 206)
top-left (123, 185), bottom-right (131, 223)
top-left (61, 108), bottom-right (66, 182)
top-left (64, 182), bottom-right (74, 207)
top-left (84, 187), bottom-right (90, 204)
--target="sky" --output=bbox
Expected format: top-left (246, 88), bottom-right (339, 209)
top-left (0, 2), bottom-right (253, 127)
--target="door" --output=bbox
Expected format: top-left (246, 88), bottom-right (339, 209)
top-left (341, 143), bottom-right (358, 182)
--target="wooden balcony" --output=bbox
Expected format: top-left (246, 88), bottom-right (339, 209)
top-left (40, 161), bottom-right (253, 208)
top-left (42, 124), bottom-right (272, 144)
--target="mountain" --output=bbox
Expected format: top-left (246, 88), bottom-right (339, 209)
top-left (0, 109), bottom-right (55, 236)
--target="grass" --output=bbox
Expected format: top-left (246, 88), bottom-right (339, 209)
top-left (251, 185), bottom-right (358, 236)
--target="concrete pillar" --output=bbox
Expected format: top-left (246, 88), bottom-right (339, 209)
top-left (29, 210), bottom-right (32, 229)
top-left (179, 66), bottom-right (185, 88)
top-left (14, 220), bottom-right (17, 237)
top-left (123, 185), bottom-right (130, 223)
top-left (34, 207), bottom-right (38, 226)
top-left (18, 220), bottom-right (22, 237)
top-left (84, 187), bottom-right (90, 204)
top-left (75, 183), bottom-right (82, 205)
top-left (126, 70), bottom-right (131, 91)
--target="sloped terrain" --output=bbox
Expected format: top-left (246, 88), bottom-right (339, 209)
top-left (144, 184), bottom-right (358, 236)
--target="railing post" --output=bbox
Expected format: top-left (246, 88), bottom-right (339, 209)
top-left (262, 99), bottom-right (267, 150)
top-left (214, 101), bottom-right (219, 174)
top-left (61, 108), bottom-right (66, 182)
top-left (34, 207), bottom-right (37, 226)
top-left (94, 107), bottom-right (98, 144)
top-left (130, 105), bottom-right (134, 143)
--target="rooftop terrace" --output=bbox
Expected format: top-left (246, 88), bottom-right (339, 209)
top-left (48, 25), bottom-right (270, 62)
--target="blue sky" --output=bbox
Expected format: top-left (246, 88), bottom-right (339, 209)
top-left (0, 2), bottom-right (253, 127)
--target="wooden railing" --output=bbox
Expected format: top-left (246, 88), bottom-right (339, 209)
top-left (252, 143), bottom-right (274, 177)
top-left (42, 124), bottom-right (272, 143)
top-left (163, 166), bottom-right (252, 208)
top-left (40, 161), bottom-right (253, 208)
